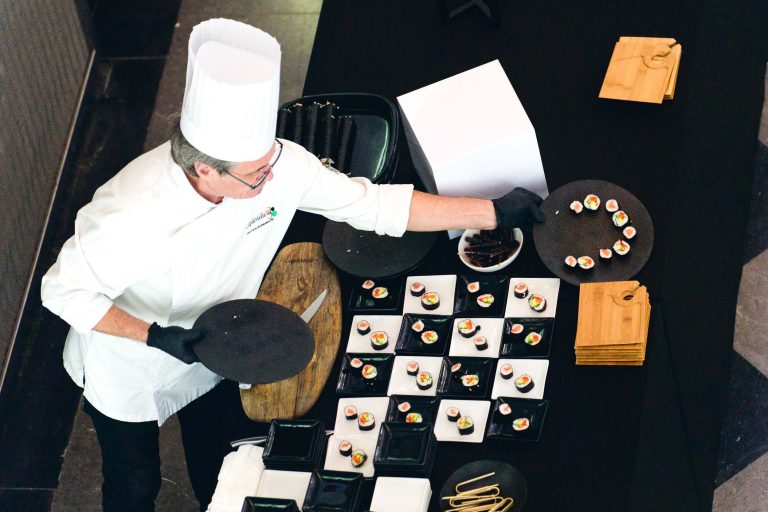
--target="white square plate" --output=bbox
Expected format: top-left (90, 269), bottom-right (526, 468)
top-left (403, 275), bottom-right (457, 316)
top-left (448, 318), bottom-right (504, 358)
top-left (256, 469), bottom-right (312, 508)
top-left (323, 433), bottom-right (377, 478)
top-left (333, 396), bottom-right (390, 437)
top-left (346, 315), bottom-right (402, 354)
top-left (491, 359), bottom-right (549, 399)
top-left (370, 477), bottom-right (432, 512)
top-left (504, 277), bottom-right (561, 318)
top-left (387, 356), bottom-right (443, 397)
top-left (434, 399), bottom-right (491, 443)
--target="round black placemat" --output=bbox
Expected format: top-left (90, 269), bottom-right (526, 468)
top-left (533, 180), bottom-right (654, 286)
top-left (192, 299), bottom-right (314, 384)
top-left (322, 220), bottom-right (438, 278)
top-left (439, 459), bottom-right (527, 511)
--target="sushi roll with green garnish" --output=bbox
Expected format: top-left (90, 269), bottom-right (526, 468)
top-left (350, 449), bottom-right (367, 467)
top-left (457, 319), bottom-right (479, 338)
top-left (372, 286), bottom-right (389, 299)
top-left (461, 374), bottom-right (480, 390)
top-left (515, 374), bottom-right (534, 393)
top-left (405, 412), bottom-right (423, 423)
top-left (356, 320), bottom-right (371, 335)
top-left (421, 330), bottom-right (439, 344)
top-left (528, 294), bottom-right (547, 312)
top-left (416, 371), bottom-right (433, 390)
top-left (361, 364), bottom-right (377, 381)
top-left (612, 210), bottom-right (629, 227)
top-left (512, 418), bottom-right (530, 431)
top-left (525, 332), bottom-right (542, 346)
top-left (421, 292), bottom-right (440, 310)
top-left (577, 256), bottom-right (595, 270)
top-left (584, 194), bottom-right (601, 210)
top-left (457, 416), bottom-right (475, 435)
top-left (410, 282), bottom-right (425, 296)
top-left (357, 412), bottom-right (375, 431)
top-left (613, 239), bottom-right (630, 256)
top-left (476, 294), bottom-right (494, 308)
top-left (370, 331), bottom-right (389, 350)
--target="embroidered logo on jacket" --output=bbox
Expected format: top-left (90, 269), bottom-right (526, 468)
top-left (246, 207), bottom-right (278, 234)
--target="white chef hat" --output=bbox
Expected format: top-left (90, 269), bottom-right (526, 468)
top-left (180, 18), bottom-right (281, 162)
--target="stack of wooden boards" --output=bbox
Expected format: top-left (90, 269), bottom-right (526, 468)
top-left (599, 36), bottom-right (682, 104)
top-left (575, 281), bottom-right (650, 366)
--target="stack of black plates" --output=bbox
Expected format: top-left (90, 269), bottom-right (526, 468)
top-left (302, 470), bottom-right (365, 512)
top-left (262, 420), bottom-right (327, 471)
top-left (241, 497), bottom-right (299, 511)
top-left (373, 423), bottom-right (438, 478)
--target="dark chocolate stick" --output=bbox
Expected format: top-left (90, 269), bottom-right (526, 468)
top-left (302, 102), bottom-right (321, 154)
top-left (318, 102), bottom-right (339, 163)
top-left (336, 115), bottom-right (356, 174)
top-left (276, 108), bottom-right (291, 139)
top-left (290, 102), bottom-right (305, 143)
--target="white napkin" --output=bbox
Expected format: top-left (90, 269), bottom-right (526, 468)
top-left (369, 477), bottom-right (431, 512)
top-left (206, 444), bottom-right (265, 512)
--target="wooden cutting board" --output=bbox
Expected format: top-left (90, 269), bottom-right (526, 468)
top-left (575, 281), bottom-right (648, 347)
top-left (240, 242), bottom-right (341, 422)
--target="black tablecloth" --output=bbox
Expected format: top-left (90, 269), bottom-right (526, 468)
top-left (280, 1), bottom-right (768, 510)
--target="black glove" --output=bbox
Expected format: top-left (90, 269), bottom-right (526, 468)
top-left (146, 322), bottom-right (204, 364)
top-left (492, 187), bottom-right (545, 229)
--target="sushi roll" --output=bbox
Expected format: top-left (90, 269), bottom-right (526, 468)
top-left (361, 364), bottom-right (378, 381)
top-left (612, 210), bottom-right (629, 227)
top-left (512, 418), bottom-right (530, 431)
top-left (446, 407), bottom-right (461, 422)
top-left (613, 239), bottom-right (631, 256)
top-left (524, 332), bottom-right (542, 346)
top-left (466, 281), bottom-right (481, 294)
top-left (361, 279), bottom-right (375, 290)
top-left (450, 363), bottom-right (463, 377)
top-left (599, 248), bottom-right (612, 260)
top-left (499, 403), bottom-right (513, 416)
top-left (499, 363), bottom-right (514, 379)
top-left (349, 358), bottom-right (364, 373)
top-left (476, 294), bottom-right (494, 308)
top-left (410, 282), bottom-right (426, 296)
top-left (338, 439), bottom-right (353, 456)
top-left (510, 323), bottom-right (524, 335)
top-left (411, 319), bottom-right (425, 333)
top-left (356, 320), bottom-right (371, 335)
top-left (358, 412), bottom-right (375, 431)
top-left (514, 374), bottom-right (535, 393)
top-left (421, 330), bottom-right (439, 345)
top-left (605, 199), bottom-right (619, 213)
top-left (350, 449), bottom-right (367, 467)
top-left (623, 226), bottom-right (637, 239)
top-left (564, 255), bottom-right (578, 268)
top-left (372, 286), bottom-right (389, 299)
top-left (370, 331), bottom-right (389, 351)
top-left (457, 319), bottom-right (480, 338)
top-left (528, 294), bottom-right (547, 312)
top-left (584, 194), bottom-right (601, 210)
top-left (405, 412), bottom-right (423, 423)
top-left (473, 335), bottom-right (489, 351)
top-left (569, 201), bottom-right (584, 214)
top-left (514, 282), bottom-right (529, 299)
top-left (421, 292), bottom-right (440, 310)
top-left (457, 416), bottom-right (475, 436)
top-left (406, 361), bottom-right (419, 376)
top-left (344, 405), bottom-right (358, 420)
top-left (397, 402), bottom-right (411, 413)
top-left (416, 371), bottom-right (433, 390)
top-left (577, 256), bottom-right (595, 270)
top-left (461, 374), bottom-right (480, 390)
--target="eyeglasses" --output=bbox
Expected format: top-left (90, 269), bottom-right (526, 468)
top-left (222, 139), bottom-right (283, 190)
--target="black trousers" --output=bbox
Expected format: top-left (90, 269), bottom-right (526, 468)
top-left (84, 380), bottom-right (268, 512)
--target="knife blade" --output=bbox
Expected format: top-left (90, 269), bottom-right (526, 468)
top-left (300, 289), bottom-right (327, 323)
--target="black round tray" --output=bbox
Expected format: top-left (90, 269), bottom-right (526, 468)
top-left (532, 179), bottom-right (654, 286)
top-left (439, 459), bottom-right (527, 511)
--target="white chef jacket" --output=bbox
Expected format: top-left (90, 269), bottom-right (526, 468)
top-left (41, 140), bottom-right (413, 424)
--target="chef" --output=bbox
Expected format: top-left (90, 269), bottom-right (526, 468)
top-left (41, 18), bottom-right (542, 512)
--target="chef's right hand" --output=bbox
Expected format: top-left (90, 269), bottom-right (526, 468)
top-left (146, 322), bottom-right (204, 364)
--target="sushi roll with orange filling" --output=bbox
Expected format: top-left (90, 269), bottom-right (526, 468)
top-left (420, 331), bottom-right (439, 345)
top-left (446, 407), bottom-right (461, 422)
top-left (499, 403), bottom-right (513, 416)
top-left (416, 371), bottom-right (433, 390)
top-left (338, 439), bottom-right (353, 456)
top-left (570, 201), bottom-right (583, 214)
top-left (510, 323), bottom-right (524, 335)
top-left (476, 294), bottom-right (494, 308)
top-left (499, 363), bottom-right (514, 379)
top-left (528, 294), bottom-right (547, 312)
top-left (406, 361), bottom-right (419, 376)
top-left (599, 248), bottom-right (612, 260)
top-left (421, 292), bottom-right (440, 310)
top-left (371, 286), bottom-right (389, 299)
top-left (466, 281), bottom-right (480, 294)
top-left (411, 319), bottom-right (425, 332)
top-left (605, 199), bottom-right (619, 213)
top-left (358, 412), bottom-right (375, 431)
top-left (350, 449), bottom-right (367, 467)
top-left (457, 319), bottom-right (479, 338)
top-left (370, 331), bottom-right (389, 350)
top-left (564, 255), bottom-right (578, 268)
top-left (613, 239), bottom-right (631, 256)
top-left (584, 194), bottom-right (601, 210)
top-left (461, 374), bottom-right (480, 390)
top-left (405, 412), bottom-right (423, 423)
top-left (356, 320), bottom-right (371, 335)
top-left (361, 364), bottom-right (377, 382)
top-left (473, 335), bottom-right (488, 351)
top-left (577, 256), bottom-right (595, 270)
top-left (512, 418), bottom-right (530, 431)
top-left (612, 210), bottom-right (629, 227)
top-left (623, 226), bottom-right (637, 239)
top-left (410, 282), bottom-right (425, 296)
top-left (457, 416), bottom-right (475, 435)
top-left (524, 332), bottom-right (542, 346)
top-left (513, 282), bottom-right (529, 299)
top-left (361, 279), bottom-right (375, 290)
top-left (344, 405), bottom-right (358, 420)
top-left (515, 374), bottom-right (534, 393)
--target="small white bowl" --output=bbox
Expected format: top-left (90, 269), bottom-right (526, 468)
top-left (457, 228), bottom-right (524, 273)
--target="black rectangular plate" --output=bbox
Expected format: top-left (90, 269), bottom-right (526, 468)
top-left (486, 397), bottom-right (549, 442)
top-left (337, 353), bottom-right (394, 396)
top-left (386, 395), bottom-right (441, 424)
top-left (303, 469), bottom-right (364, 512)
top-left (395, 314), bottom-right (452, 356)
top-left (500, 318), bottom-right (554, 358)
top-left (241, 497), bottom-right (300, 511)
top-left (373, 422), bottom-right (435, 467)
top-left (453, 275), bottom-right (509, 317)
top-left (263, 420), bottom-right (325, 464)
top-left (437, 357), bottom-right (493, 399)
top-left (348, 277), bottom-right (403, 312)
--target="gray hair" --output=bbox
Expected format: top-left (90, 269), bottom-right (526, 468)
top-left (169, 118), bottom-right (236, 177)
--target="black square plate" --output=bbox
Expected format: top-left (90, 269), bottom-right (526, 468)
top-left (500, 318), bottom-right (555, 358)
top-left (386, 395), bottom-right (441, 424)
top-left (486, 397), bottom-right (549, 442)
top-left (302, 470), bottom-right (364, 512)
top-left (348, 277), bottom-right (403, 312)
top-left (453, 275), bottom-right (509, 317)
top-left (395, 315), bottom-right (452, 356)
top-left (241, 497), bottom-right (300, 511)
top-left (263, 420), bottom-right (326, 468)
top-left (373, 422), bottom-right (436, 467)
top-left (337, 354), bottom-right (394, 396)
top-left (437, 357), bottom-right (493, 399)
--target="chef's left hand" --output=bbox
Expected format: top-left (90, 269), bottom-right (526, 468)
top-left (492, 187), bottom-right (544, 229)
top-left (146, 322), bottom-right (204, 364)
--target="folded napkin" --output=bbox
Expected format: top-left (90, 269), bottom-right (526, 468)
top-left (207, 445), bottom-right (265, 512)
top-left (369, 477), bottom-right (431, 511)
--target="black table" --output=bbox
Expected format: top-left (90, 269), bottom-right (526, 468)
top-left (281, 1), bottom-right (768, 510)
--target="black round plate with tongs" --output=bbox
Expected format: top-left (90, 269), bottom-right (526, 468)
top-left (439, 459), bottom-right (527, 511)
top-left (533, 179), bottom-right (654, 286)
top-left (192, 299), bottom-right (314, 384)
top-left (322, 220), bottom-right (438, 278)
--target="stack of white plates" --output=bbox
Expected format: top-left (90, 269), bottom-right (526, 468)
top-left (369, 477), bottom-right (431, 511)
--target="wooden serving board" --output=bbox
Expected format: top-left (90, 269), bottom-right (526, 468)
top-left (240, 242), bottom-right (341, 422)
